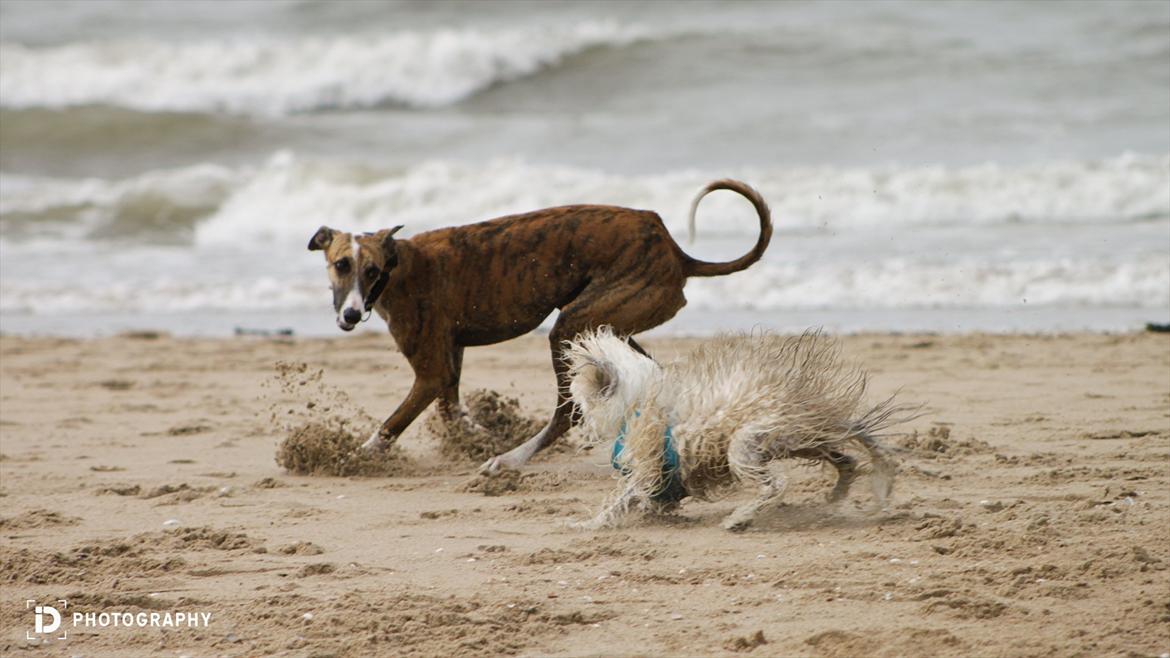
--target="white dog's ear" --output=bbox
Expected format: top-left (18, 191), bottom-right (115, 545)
top-left (579, 356), bottom-right (618, 398)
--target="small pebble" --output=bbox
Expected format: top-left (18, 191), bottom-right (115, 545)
top-left (670, 613), bottom-right (683, 620)
top-left (302, 612), bottom-right (313, 621)
top-left (162, 519), bottom-right (180, 527)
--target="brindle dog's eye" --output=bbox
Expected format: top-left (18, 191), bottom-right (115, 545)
top-left (365, 267), bottom-right (379, 280)
top-left (334, 258), bottom-right (351, 274)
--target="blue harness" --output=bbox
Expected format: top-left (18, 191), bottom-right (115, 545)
top-left (610, 414), bottom-right (687, 504)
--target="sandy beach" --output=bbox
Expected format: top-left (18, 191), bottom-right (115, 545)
top-left (2, 1), bottom-right (1168, 655)
top-left (0, 330), bottom-right (1167, 657)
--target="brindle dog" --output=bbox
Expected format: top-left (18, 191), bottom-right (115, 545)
top-left (307, 179), bottom-right (772, 473)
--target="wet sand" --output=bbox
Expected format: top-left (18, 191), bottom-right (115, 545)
top-left (1, 331), bottom-right (1167, 657)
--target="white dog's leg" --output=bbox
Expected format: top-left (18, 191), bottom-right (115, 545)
top-left (722, 471), bottom-right (787, 532)
top-left (856, 431), bottom-right (895, 510)
top-left (723, 436), bottom-right (787, 532)
top-left (571, 484), bottom-right (641, 530)
top-left (824, 450), bottom-right (859, 503)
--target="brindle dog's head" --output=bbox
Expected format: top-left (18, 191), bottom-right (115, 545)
top-left (307, 225), bottom-right (404, 331)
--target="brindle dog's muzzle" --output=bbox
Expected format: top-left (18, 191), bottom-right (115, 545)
top-left (336, 270), bottom-right (387, 331)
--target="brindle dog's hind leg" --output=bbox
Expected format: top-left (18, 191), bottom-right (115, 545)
top-left (625, 336), bottom-right (651, 358)
top-left (478, 330), bottom-right (575, 473)
top-left (480, 279), bottom-right (684, 474)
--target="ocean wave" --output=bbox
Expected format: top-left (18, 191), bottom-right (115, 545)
top-left (683, 256), bottom-right (1170, 311)
top-left (1, 252), bottom-right (1165, 315)
top-left (2, 152), bottom-right (1167, 316)
top-left (0, 22), bottom-right (656, 114)
top-left (0, 165), bottom-right (236, 242)
top-left (3, 152), bottom-right (1166, 244)
top-left (0, 106), bottom-right (262, 177)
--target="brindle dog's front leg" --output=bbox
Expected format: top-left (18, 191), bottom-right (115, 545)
top-left (361, 336), bottom-right (455, 452)
top-left (361, 377), bottom-right (440, 452)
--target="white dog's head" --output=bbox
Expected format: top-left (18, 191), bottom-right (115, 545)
top-left (564, 328), bottom-right (662, 444)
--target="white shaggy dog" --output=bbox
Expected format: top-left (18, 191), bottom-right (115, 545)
top-left (565, 329), bottom-right (914, 531)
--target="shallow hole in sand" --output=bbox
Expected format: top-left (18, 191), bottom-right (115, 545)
top-left (268, 361), bottom-right (559, 476)
top-left (275, 421), bottom-right (412, 477)
top-left (426, 389), bottom-right (546, 463)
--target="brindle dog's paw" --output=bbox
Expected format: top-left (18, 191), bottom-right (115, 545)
top-left (479, 454), bottom-right (519, 475)
top-left (360, 431), bottom-right (385, 453)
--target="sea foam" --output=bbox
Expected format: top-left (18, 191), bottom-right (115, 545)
top-left (5, 152), bottom-right (1164, 243)
top-left (0, 22), bottom-right (654, 114)
top-left (2, 153), bottom-right (1167, 315)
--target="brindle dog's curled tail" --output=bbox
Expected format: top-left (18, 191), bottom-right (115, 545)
top-left (684, 179), bottom-right (773, 277)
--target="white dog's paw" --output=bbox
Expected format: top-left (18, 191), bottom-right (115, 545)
top-left (564, 515), bottom-right (610, 531)
top-left (721, 513), bottom-right (755, 533)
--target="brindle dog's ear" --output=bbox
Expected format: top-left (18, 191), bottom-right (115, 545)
top-left (308, 226), bottom-right (336, 251)
top-left (377, 225), bottom-right (405, 265)
top-left (381, 224), bottom-right (404, 246)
